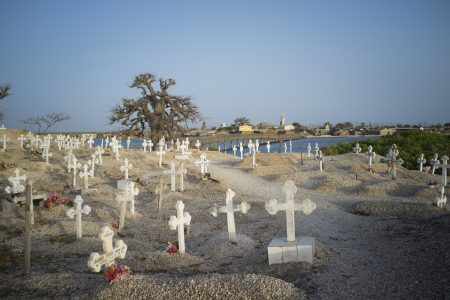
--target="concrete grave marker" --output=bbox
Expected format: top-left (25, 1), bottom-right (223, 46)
top-left (209, 188), bottom-right (250, 242)
top-left (157, 140), bottom-right (166, 167)
top-left (314, 143), bottom-right (319, 157)
top-left (66, 195), bottom-right (91, 239)
top-left (255, 139), bottom-right (260, 153)
top-left (248, 139), bottom-right (254, 155)
top-left (431, 154), bottom-right (440, 175)
top-left (18, 134), bottom-right (26, 149)
top-left (79, 164), bottom-right (94, 192)
top-left (232, 145), bottom-right (237, 156)
top-left (353, 143), bottom-right (361, 154)
top-left (168, 200), bottom-right (191, 253)
top-left (434, 155), bottom-right (449, 187)
top-left (289, 140), bottom-right (293, 153)
top-left (267, 141), bottom-right (271, 153)
top-left (87, 137), bottom-right (95, 149)
top-left (366, 145), bottom-right (376, 171)
top-left (95, 146), bottom-right (104, 165)
top-left (239, 142), bottom-right (244, 160)
top-left (5, 169), bottom-right (27, 195)
top-left (318, 150), bottom-right (324, 172)
top-left (0, 134), bottom-right (10, 152)
top-left (417, 153), bottom-right (426, 172)
top-left (195, 140), bottom-right (201, 150)
top-left (195, 153), bottom-right (209, 175)
top-left (284, 142), bottom-right (287, 154)
top-left (71, 157), bottom-right (82, 189)
top-left (120, 158), bottom-right (133, 181)
top-left (87, 226), bottom-right (128, 272)
top-left (88, 154), bottom-right (99, 176)
top-left (435, 185), bottom-right (447, 208)
top-left (265, 180), bottom-right (316, 264)
top-left (147, 139), bottom-right (153, 152)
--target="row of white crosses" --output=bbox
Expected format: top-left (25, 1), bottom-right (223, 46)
top-left (141, 139), bottom-right (154, 152)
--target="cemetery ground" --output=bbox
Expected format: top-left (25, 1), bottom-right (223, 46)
top-left (0, 130), bottom-right (449, 299)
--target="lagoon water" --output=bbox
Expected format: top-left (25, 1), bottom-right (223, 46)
top-left (93, 135), bottom-right (378, 156)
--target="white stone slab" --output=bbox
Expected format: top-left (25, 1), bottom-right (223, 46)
top-left (268, 236), bottom-right (315, 265)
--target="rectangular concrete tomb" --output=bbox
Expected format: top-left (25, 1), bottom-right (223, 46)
top-left (268, 236), bottom-right (315, 265)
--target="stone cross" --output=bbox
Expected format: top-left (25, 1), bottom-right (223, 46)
top-left (79, 164), bottom-right (93, 191)
top-left (284, 142), bottom-right (287, 154)
top-left (252, 151), bottom-right (257, 169)
top-left (126, 137), bottom-right (131, 150)
top-left (164, 161), bottom-right (178, 192)
top-left (431, 154), bottom-right (439, 175)
top-left (87, 226), bottom-right (128, 272)
top-left (195, 154), bottom-right (209, 175)
top-left (385, 144), bottom-right (403, 179)
top-left (366, 145), bottom-right (376, 170)
top-left (255, 139), bottom-right (260, 153)
top-left (71, 157), bottom-right (82, 189)
top-left (123, 181), bottom-right (139, 215)
top-left (314, 143), bottom-right (319, 157)
top-left (209, 188), bottom-right (251, 242)
top-left (120, 158), bottom-right (133, 181)
top-left (185, 137), bottom-right (190, 150)
top-left (353, 143), bottom-right (361, 154)
top-left (42, 144), bottom-right (52, 164)
top-left (239, 142), bottom-right (244, 160)
top-left (318, 150), bottom-right (324, 172)
top-left (87, 137), bottom-right (95, 149)
top-left (157, 142), bottom-right (166, 167)
top-left (1, 134), bottom-right (10, 152)
top-left (66, 195), bottom-right (91, 239)
top-left (168, 200), bottom-right (191, 253)
top-left (265, 180), bottom-right (316, 242)
top-left (289, 140), bottom-right (293, 153)
top-left (142, 139), bottom-right (148, 152)
top-left (18, 134), bottom-right (26, 149)
top-left (417, 153), bottom-right (426, 172)
top-left (232, 145), bottom-right (237, 156)
top-left (195, 140), bottom-right (201, 150)
top-left (307, 143), bottom-right (311, 157)
top-left (95, 146), bottom-right (104, 165)
top-left (88, 154), bottom-right (99, 176)
top-left (435, 185), bottom-right (447, 208)
top-left (248, 140), bottom-right (254, 155)
top-left (175, 138), bottom-right (181, 151)
top-left (434, 156), bottom-right (449, 187)
top-left (267, 141), bottom-right (271, 153)
top-left (148, 139), bottom-right (153, 152)
top-left (5, 169), bottom-right (27, 195)
top-left (65, 151), bottom-right (75, 172)
top-left (174, 156), bottom-right (189, 191)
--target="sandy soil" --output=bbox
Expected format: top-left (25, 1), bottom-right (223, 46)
top-left (0, 129), bottom-right (449, 299)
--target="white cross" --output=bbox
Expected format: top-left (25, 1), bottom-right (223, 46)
top-left (195, 140), bottom-right (201, 150)
top-left (88, 153), bottom-right (99, 176)
top-left (232, 145), bottom-right (237, 155)
top-left (42, 144), bottom-right (52, 164)
top-left (255, 139), bottom-right (260, 153)
top-left (164, 161), bottom-right (178, 192)
top-left (247, 140), bottom-right (254, 155)
top-left (71, 157), bottom-right (81, 189)
top-left (87, 137), bottom-right (95, 149)
top-left (307, 143), bottom-right (311, 157)
top-left (157, 143), bottom-right (166, 167)
top-left (175, 156), bottom-right (189, 191)
top-left (148, 139), bottom-right (153, 152)
top-left (168, 200), bottom-right (191, 253)
top-left (417, 153), bottom-right (426, 172)
top-left (209, 188), bottom-right (250, 242)
top-left (431, 154), bottom-right (439, 175)
top-left (95, 146), bottom-right (104, 165)
top-left (314, 143), bottom-right (319, 157)
top-left (66, 195), bottom-right (91, 239)
top-left (252, 151), bottom-right (257, 169)
top-left (289, 140), bottom-right (293, 153)
top-left (123, 181), bottom-right (139, 215)
top-left (353, 143), bottom-right (361, 154)
top-left (87, 226), bottom-right (128, 272)
top-left (318, 150), bottom-right (324, 172)
top-left (79, 164), bottom-right (93, 191)
top-left (126, 137), bottom-right (131, 150)
top-left (265, 180), bottom-right (316, 242)
top-left (142, 139), bottom-right (147, 152)
top-left (239, 142), bottom-right (244, 160)
top-left (1, 134), bottom-right (10, 152)
top-left (366, 145), bottom-right (376, 170)
top-left (18, 134), bottom-right (26, 149)
top-left (185, 137), bottom-right (190, 150)
top-left (385, 145), bottom-right (403, 179)
top-left (434, 156), bottom-right (450, 187)
top-left (175, 138), bottom-right (181, 151)
top-left (195, 154), bottom-right (209, 175)
top-left (267, 141), bottom-right (271, 153)
top-left (284, 142), bottom-right (287, 154)
top-left (120, 158), bottom-right (133, 181)
top-left (435, 185), bottom-right (447, 208)
top-left (5, 169), bottom-right (27, 194)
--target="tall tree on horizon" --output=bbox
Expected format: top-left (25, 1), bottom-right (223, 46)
top-left (110, 73), bottom-right (201, 147)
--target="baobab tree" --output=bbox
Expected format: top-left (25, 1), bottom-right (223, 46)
top-left (110, 73), bottom-right (201, 146)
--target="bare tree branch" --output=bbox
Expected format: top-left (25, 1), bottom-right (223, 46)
top-left (22, 112), bottom-right (71, 133)
top-left (0, 83), bottom-right (11, 100)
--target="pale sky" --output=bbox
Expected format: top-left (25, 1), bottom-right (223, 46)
top-left (1, 0), bottom-right (449, 132)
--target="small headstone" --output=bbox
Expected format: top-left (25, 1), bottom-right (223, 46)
top-left (66, 195), bottom-right (91, 239)
top-left (87, 226), bottom-right (128, 272)
top-left (168, 200), bottom-right (191, 253)
top-left (209, 188), bottom-right (250, 242)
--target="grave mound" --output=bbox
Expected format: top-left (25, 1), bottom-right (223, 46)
top-left (128, 251), bottom-right (204, 272)
top-left (201, 232), bottom-right (256, 259)
top-left (352, 200), bottom-right (444, 217)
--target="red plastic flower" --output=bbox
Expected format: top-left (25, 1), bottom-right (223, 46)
top-left (166, 241), bottom-right (179, 253)
top-left (103, 265), bottom-right (131, 283)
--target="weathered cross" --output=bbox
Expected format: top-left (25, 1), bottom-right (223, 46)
top-left (314, 143), bottom-right (320, 157)
top-left (79, 164), bottom-right (94, 191)
top-left (65, 151), bottom-right (75, 172)
top-left (126, 137), bottom-right (131, 150)
top-left (431, 154), bottom-right (440, 175)
top-left (267, 141), bottom-right (271, 153)
top-left (95, 146), bottom-right (104, 165)
top-left (66, 195), bottom-right (91, 239)
top-left (88, 154), bottom-right (99, 176)
top-left (434, 155), bottom-right (449, 187)
top-left (71, 157), bottom-right (81, 189)
top-left (417, 153), bottom-right (426, 172)
top-left (353, 143), bottom-right (361, 154)
top-left (123, 181), bottom-right (139, 215)
top-left (265, 180), bottom-right (316, 242)
top-left (195, 153), bottom-right (209, 175)
top-left (307, 143), bottom-right (312, 157)
top-left (120, 158), bottom-right (133, 181)
top-left (87, 226), bottom-right (128, 272)
top-left (385, 144), bottom-right (403, 179)
top-left (168, 200), bottom-right (191, 253)
top-left (142, 139), bottom-right (147, 152)
top-left (18, 134), bottom-right (26, 149)
top-left (366, 145), bottom-right (376, 170)
top-left (5, 169), bottom-right (27, 195)
top-left (195, 140), bottom-right (201, 150)
top-left (1, 134), bottom-right (10, 152)
top-left (318, 150), bottom-right (324, 172)
top-left (209, 188), bottom-right (251, 242)
top-left (42, 144), bottom-right (52, 164)
top-left (157, 142), bottom-right (166, 167)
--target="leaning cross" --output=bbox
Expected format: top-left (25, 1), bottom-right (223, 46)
top-left (168, 200), bottom-right (191, 253)
top-left (66, 195), bottom-right (91, 239)
top-left (265, 180), bottom-right (316, 242)
top-left (87, 226), bottom-right (128, 272)
top-left (416, 153), bottom-right (426, 172)
top-left (120, 158), bottom-right (133, 181)
top-left (434, 156), bottom-right (450, 187)
top-left (209, 188), bottom-right (251, 242)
